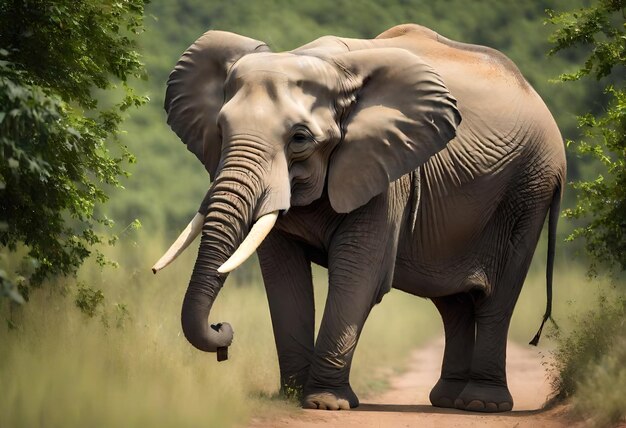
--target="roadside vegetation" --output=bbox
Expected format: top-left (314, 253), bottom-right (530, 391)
top-left (550, 293), bottom-right (625, 428)
top-left (1, 235), bottom-right (613, 427)
top-left (0, 234), bottom-right (440, 428)
top-left (545, 1), bottom-right (626, 426)
top-left (0, 0), bottom-right (148, 302)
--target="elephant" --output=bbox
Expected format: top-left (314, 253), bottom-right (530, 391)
top-left (152, 24), bottom-right (566, 413)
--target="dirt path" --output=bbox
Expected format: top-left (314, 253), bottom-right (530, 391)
top-left (250, 340), bottom-right (574, 428)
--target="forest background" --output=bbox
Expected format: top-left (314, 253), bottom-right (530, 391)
top-left (112, 0), bottom-right (603, 237)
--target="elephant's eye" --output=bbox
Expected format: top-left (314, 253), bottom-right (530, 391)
top-left (292, 131), bottom-right (310, 144)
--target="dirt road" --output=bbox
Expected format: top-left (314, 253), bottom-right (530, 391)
top-left (250, 340), bottom-right (573, 428)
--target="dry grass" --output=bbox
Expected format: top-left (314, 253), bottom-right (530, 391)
top-left (511, 261), bottom-right (607, 345)
top-left (511, 253), bottom-right (625, 427)
top-left (0, 234), bottom-right (438, 428)
top-left (0, 242), bottom-right (278, 428)
top-left (1, 230), bottom-right (616, 428)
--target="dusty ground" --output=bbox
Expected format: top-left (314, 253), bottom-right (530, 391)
top-left (249, 339), bottom-right (577, 428)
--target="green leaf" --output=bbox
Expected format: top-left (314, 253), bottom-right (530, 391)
top-left (548, 0), bottom-right (626, 275)
top-left (0, 0), bottom-right (148, 294)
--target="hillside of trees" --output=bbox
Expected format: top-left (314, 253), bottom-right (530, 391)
top-left (109, 0), bottom-right (601, 241)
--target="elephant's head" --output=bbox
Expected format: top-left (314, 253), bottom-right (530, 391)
top-left (152, 31), bottom-right (461, 357)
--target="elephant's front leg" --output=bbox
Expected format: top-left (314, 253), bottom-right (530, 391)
top-left (303, 197), bottom-right (402, 410)
top-left (258, 229), bottom-right (315, 400)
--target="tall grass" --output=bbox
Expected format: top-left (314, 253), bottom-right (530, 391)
top-left (511, 246), bottom-right (625, 426)
top-left (0, 233), bottom-right (439, 428)
top-left (550, 291), bottom-right (625, 427)
top-left (2, 229), bottom-right (616, 427)
top-left (0, 238), bottom-right (278, 428)
top-left (510, 258), bottom-right (616, 344)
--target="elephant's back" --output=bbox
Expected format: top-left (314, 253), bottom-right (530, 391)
top-left (376, 24), bottom-right (531, 94)
top-left (375, 24), bottom-right (552, 166)
top-left (376, 24), bottom-right (564, 178)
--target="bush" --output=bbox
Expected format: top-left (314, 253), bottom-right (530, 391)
top-left (550, 292), bottom-right (625, 426)
top-left (574, 333), bottom-right (626, 427)
top-left (0, 0), bottom-right (148, 303)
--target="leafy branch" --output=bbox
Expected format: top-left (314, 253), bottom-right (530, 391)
top-left (0, 0), bottom-right (149, 303)
top-left (547, 0), bottom-right (626, 275)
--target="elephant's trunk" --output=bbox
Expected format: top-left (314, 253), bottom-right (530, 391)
top-left (180, 141), bottom-right (287, 356)
top-left (181, 162), bottom-right (260, 353)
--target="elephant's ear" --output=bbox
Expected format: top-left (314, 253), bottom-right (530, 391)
top-left (165, 31), bottom-right (270, 180)
top-left (328, 48), bottom-right (461, 213)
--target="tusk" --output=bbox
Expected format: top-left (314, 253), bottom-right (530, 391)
top-left (217, 211), bottom-right (279, 274)
top-left (152, 212), bottom-right (205, 274)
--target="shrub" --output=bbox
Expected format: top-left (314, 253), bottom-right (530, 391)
top-left (550, 292), bottom-right (625, 426)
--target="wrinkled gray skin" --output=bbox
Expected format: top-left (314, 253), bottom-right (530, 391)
top-left (163, 24), bottom-right (566, 413)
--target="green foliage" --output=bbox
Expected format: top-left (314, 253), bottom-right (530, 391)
top-left (548, 0), bottom-right (626, 275)
top-left (74, 283), bottom-right (105, 318)
top-left (110, 302), bottom-right (131, 329)
top-left (0, 268), bottom-right (24, 304)
top-left (550, 293), bottom-right (625, 426)
top-left (0, 0), bottom-right (149, 302)
top-left (547, 4), bottom-right (626, 424)
top-left (547, 1), bottom-right (625, 81)
top-left (74, 282), bottom-right (130, 327)
top-left (111, 0), bottom-right (596, 244)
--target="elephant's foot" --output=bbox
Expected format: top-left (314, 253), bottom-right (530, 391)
top-left (302, 386), bottom-right (359, 410)
top-left (454, 381), bottom-right (513, 413)
top-left (429, 378), bottom-right (468, 408)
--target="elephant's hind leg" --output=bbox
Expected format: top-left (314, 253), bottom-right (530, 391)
top-left (429, 293), bottom-right (475, 408)
top-left (455, 194), bottom-right (550, 413)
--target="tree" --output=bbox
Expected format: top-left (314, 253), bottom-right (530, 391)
top-left (547, 0), bottom-right (626, 276)
top-left (0, 0), bottom-right (148, 304)
top-left (547, 3), bottom-right (626, 425)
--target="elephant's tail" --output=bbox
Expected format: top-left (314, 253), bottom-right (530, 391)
top-left (529, 185), bottom-right (561, 346)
